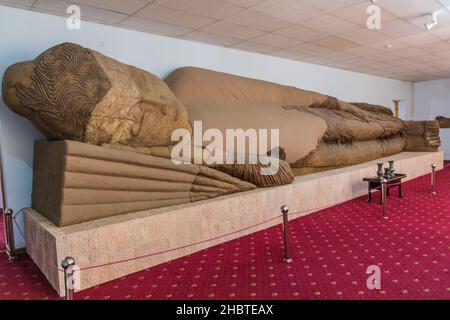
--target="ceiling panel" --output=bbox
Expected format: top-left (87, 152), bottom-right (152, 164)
top-left (224, 9), bottom-right (292, 32)
top-left (338, 27), bottom-right (391, 45)
top-left (3, 0), bottom-right (450, 82)
top-left (230, 41), bottom-right (278, 54)
top-left (34, 0), bottom-right (128, 23)
top-left (300, 14), bottom-right (360, 34)
top-left (333, 2), bottom-right (397, 27)
top-left (155, 0), bottom-right (242, 19)
top-left (201, 21), bottom-right (265, 40)
top-left (375, 0), bottom-right (442, 18)
top-left (249, 33), bottom-right (303, 49)
top-left (183, 30), bottom-right (241, 46)
top-left (250, 0), bottom-right (324, 23)
top-left (313, 36), bottom-right (360, 50)
top-left (71, 0), bottom-right (148, 15)
top-left (221, 0), bottom-right (265, 8)
top-left (308, 0), bottom-right (366, 13)
top-left (120, 16), bottom-right (193, 36)
top-left (379, 19), bottom-right (424, 38)
top-left (274, 24), bottom-right (330, 42)
top-left (135, 4), bottom-right (215, 29)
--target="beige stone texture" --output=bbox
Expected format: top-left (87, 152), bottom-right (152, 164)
top-left (32, 140), bottom-right (256, 227)
top-left (405, 121), bottom-right (441, 152)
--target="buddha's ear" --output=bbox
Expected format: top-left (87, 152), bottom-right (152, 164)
top-left (2, 60), bottom-right (35, 116)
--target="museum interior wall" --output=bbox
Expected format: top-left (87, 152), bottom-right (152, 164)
top-left (413, 79), bottom-right (450, 160)
top-left (0, 6), bottom-right (414, 247)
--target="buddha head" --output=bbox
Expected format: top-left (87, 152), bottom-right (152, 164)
top-left (2, 42), bottom-right (191, 147)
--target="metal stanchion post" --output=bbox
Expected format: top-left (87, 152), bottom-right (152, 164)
top-left (381, 179), bottom-right (388, 219)
top-left (4, 209), bottom-right (16, 260)
top-left (431, 164), bottom-right (437, 196)
top-left (280, 205), bottom-right (292, 263)
top-left (61, 257), bottom-right (76, 300)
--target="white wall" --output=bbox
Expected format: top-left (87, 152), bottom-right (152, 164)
top-left (413, 79), bottom-right (450, 160)
top-left (0, 6), bottom-right (413, 248)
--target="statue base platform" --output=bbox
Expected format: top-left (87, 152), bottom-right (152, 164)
top-left (24, 151), bottom-right (443, 296)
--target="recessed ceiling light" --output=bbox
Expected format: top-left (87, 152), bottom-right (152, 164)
top-left (384, 44), bottom-right (392, 49)
top-left (425, 12), bottom-right (438, 31)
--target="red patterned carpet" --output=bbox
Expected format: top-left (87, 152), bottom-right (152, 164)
top-left (0, 167), bottom-right (449, 300)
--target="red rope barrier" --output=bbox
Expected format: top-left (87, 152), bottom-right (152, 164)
top-left (12, 217), bottom-right (25, 241)
top-left (11, 211), bottom-right (283, 272)
top-left (287, 197), bottom-right (357, 216)
top-left (81, 214), bottom-right (283, 271)
top-left (13, 208), bottom-right (28, 219)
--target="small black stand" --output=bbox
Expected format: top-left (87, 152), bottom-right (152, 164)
top-left (363, 174), bottom-right (406, 204)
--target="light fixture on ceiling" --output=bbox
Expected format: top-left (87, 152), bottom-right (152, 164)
top-left (425, 12), bottom-right (438, 31)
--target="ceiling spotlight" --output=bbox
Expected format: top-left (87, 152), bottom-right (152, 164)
top-left (425, 12), bottom-right (438, 31)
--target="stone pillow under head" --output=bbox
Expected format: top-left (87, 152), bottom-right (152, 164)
top-left (2, 42), bottom-right (191, 147)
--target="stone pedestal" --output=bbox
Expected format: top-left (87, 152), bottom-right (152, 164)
top-left (24, 152), bottom-right (443, 296)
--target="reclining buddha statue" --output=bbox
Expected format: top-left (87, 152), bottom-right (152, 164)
top-left (2, 43), bottom-right (440, 226)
